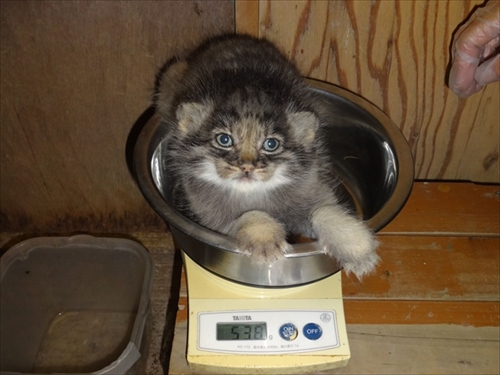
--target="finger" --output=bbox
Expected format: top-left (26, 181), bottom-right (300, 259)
top-left (475, 54), bottom-right (500, 85)
top-left (449, 51), bottom-right (483, 97)
top-left (482, 35), bottom-right (500, 59)
top-left (453, 0), bottom-right (500, 60)
top-left (449, 0), bottom-right (500, 97)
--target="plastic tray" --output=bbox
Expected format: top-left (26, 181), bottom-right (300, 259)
top-left (0, 235), bottom-right (154, 374)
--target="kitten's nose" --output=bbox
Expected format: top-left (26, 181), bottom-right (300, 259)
top-left (240, 163), bottom-right (255, 174)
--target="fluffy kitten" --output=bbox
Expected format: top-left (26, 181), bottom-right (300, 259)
top-left (155, 34), bottom-right (379, 279)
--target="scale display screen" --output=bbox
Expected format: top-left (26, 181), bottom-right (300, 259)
top-left (216, 322), bottom-right (267, 341)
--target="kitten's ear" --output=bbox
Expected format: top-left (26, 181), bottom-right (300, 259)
top-left (287, 111), bottom-right (319, 146)
top-left (155, 60), bottom-right (189, 117)
top-left (176, 102), bottom-right (213, 134)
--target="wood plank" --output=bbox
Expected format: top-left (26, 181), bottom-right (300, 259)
top-left (343, 236), bottom-right (500, 301)
top-left (177, 296), bottom-right (189, 325)
top-left (380, 182), bottom-right (500, 236)
top-left (344, 300), bottom-right (499, 327)
top-left (0, 1), bottom-right (234, 233)
top-left (255, 0), bottom-right (499, 182)
top-left (343, 324), bottom-right (500, 374)
top-left (235, 0), bottom-right (260, 36)
top-left (134, 232), bottom-right (175, 375)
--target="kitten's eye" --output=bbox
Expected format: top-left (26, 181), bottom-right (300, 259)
top-left (262, 138), bottom-right (280, 152)
top-left (215, 133), bottom-right (233, 147)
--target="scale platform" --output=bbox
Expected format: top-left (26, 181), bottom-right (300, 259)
top-left (169, 251), bottom-right (350, 375)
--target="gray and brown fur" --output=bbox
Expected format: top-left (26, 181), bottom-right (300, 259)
top-left (155, 34), bottom-right (379, 279)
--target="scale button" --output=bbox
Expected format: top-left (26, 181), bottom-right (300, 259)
top-left (279, 323), bottom-right (298, 341)
top-left (303, 323), bottom-right (323, 340)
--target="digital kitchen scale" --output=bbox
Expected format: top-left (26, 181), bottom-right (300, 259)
top-left (182, 251), bottom-right (350, 374)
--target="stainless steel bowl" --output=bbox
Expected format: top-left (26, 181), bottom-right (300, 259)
top-left (133, 79), bottom-right (414, 287)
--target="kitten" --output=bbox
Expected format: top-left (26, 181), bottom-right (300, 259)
top-left (155, 34), bottom-right (379, 279)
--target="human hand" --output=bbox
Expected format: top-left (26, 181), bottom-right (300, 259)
top-left (449, 0), bottom-right (500, 98)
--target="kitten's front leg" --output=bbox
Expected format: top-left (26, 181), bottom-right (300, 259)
top-left (226, 210), bottom-right (292, 263)
top-left (311, 205), bottom-right (380, 279)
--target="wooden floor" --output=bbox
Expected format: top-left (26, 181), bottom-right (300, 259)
top-left (344, 182), bottom-right (499, 327)
top-left (1, 182), bottom-right (498, 374)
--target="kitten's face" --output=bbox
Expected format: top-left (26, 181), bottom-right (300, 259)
top-left (173, 101), bottom-right (319, 194)
top-left (200, 116), bottom-right (290, 193)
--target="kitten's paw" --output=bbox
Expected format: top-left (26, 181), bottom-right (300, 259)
top-left (245, 238), bottom-right (292, 264)
top-left (235, 220), bottom-right (292, 264)
top-left (312, 206), bottom-right (380, 280)
top-left (320, 224), bottom-right (379, 280)
top-left (339, 246), bottom-right (380, 280)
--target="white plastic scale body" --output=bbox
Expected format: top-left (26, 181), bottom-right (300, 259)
top-left (182, 251), bottom-right (351, 374)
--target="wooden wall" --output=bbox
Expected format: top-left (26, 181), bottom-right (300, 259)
top-left (236, 0), bottom-right (499, 182)
top-left (1, 0), bottom-right (498, 234)
top-left (0, 1), bottom-right (234, 233)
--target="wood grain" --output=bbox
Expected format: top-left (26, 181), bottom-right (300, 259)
top-left (240, 0), bottom-right (499, 183)
top-left (380, 182), bottom-right (500, 236)
top-left (344, 300), bottom-right (499, 327)
top-left (0, 1), bottom-right (234, 232)
top-left (342, 236), bottom-right (500, 301)
top-left (235, 0), bottom-right (260, 36)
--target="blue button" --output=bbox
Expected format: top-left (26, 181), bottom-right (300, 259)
top-left (303, 323), bottom-right (322, 340)
top-left (279, 323), bottom-right (298, 341)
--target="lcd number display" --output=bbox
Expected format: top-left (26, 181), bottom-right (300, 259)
top-left (216, 322), bottom-right (267, 341)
